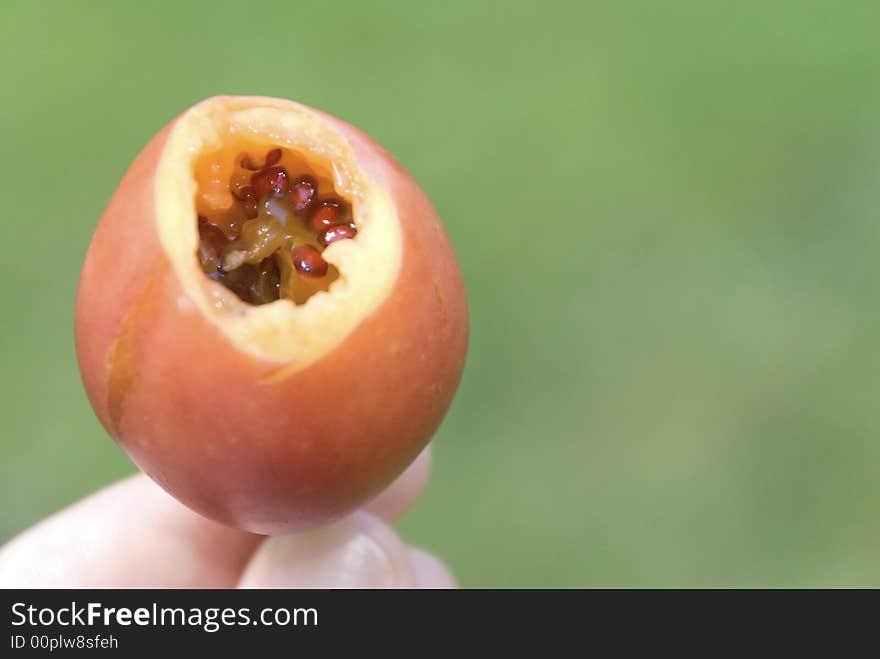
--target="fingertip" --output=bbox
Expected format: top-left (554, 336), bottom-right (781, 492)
top-left (407, 547), bottom-right (457, 589)
top-left (364, 445), bottom-right (432, 522)
top-left (238, 512), bottom-right (416, 588)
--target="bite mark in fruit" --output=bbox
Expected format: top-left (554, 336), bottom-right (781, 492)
top-left (195, 147), bottom-right (355, 306)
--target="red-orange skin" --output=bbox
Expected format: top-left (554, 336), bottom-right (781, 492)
top-left (75, 97), bottom-right (469, 534)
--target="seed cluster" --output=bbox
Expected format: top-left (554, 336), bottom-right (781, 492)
top-left (197, 147), bottom-right (357, 305)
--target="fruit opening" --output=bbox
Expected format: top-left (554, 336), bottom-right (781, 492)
top-left (156, 96), bottom-right (401, 366)
top-left (195, 145), bottom-right (358, 306)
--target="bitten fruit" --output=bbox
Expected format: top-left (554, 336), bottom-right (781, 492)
top-left (75, 96), bottom-right (468, 534)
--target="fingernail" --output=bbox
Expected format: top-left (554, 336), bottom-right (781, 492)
top-left (238, 512), bottom-right (415, 588)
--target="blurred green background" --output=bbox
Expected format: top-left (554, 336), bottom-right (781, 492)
top-left (2, 0), bottom-right (880, 587)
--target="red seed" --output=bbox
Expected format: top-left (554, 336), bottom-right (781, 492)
top-left (318, 223), bottom-right (357, 246)
top-left (232, 185), bottom-right (258, 219)
top-left (242, 148), bottom-right (282, 170)
top-left (252, 166), bottom-right (289, 198)
top-left (239, 152), bottom-right (260, 171)
top-left (198, 216), bottom-right (230, 254)
top-left (242, 197), bottom-right (258, 219)
top-left (264, 148), bottom-right (282, 167)
top-left (309, 200), bottom-right (344, 232)
top-left (291, 244), bottom-right (328, 278)
top-left (232, 184), bottom-right (255, 201)
top-left (290, 177), bottom-right (317, 212)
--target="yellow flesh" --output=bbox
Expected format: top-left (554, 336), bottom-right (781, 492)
top-left (155, 97), bottom-right (401, 367)
top-left (194, 145), bottom-right (341, 305)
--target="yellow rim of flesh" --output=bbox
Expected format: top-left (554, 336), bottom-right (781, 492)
top-left (155, 96), bottom-right (401, 373)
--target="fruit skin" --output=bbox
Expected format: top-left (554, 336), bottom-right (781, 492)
top-left (75, 96), bottom-right (468, 534)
